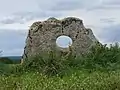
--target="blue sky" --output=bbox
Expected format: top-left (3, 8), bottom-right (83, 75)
top-left (56, 36), bottom-right (73, 48)
top-left (0, 0), bottom-right (120, 56)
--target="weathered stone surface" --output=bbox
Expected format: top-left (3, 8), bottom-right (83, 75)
top-left (22, 17), bottom-right (98, 59)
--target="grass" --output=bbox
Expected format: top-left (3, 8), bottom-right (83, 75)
top-left (0, 42), bottom-right (120, 90)
top-left (0, 70), bottom-right (120, 90)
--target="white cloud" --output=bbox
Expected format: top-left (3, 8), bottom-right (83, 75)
top-left (0, 0), bottom-right (39, 15)
top-left (0, 29), bottom-right (27, 56)
top-left (0, 0), bottom-right (120, 56)
top-left (2, 48), bottom-right (24, 56)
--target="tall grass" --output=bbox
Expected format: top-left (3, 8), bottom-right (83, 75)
top-left (82, 42), bottom-right (120, 70)
top-left (14, 42), bottom-right (120, 76)
top-left (0, 42), bottom-right (120, 90)
top-left (0, 70), bottom-right (120, 90)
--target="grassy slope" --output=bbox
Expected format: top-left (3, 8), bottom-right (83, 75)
top-left (0, 69), bottom-right (120, 90)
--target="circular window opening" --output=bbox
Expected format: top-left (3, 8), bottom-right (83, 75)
top-left (56, 35), bottom-right (73, 48)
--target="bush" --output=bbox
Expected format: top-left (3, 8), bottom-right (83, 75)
top-left (21, 50), bottom-right (71, 76)
top-left (77, 42), bottom-right (120, 70)
top-left (13, 42), bottom-right (120, 76)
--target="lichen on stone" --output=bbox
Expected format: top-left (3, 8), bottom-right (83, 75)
top-left (22, 17), bottom-right (99, 60)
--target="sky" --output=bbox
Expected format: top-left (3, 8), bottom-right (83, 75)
top-left (56, 36), bottom-right (73, 48)
top-left (0, 0), bottom-right (120, 56)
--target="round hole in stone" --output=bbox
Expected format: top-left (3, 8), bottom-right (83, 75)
top-left (56, 35), bottom-right (73, 48)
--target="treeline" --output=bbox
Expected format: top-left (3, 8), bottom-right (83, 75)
top-left (0, 57), bottom-right (20, 64)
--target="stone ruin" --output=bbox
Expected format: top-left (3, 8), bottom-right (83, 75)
top-left (22, 17), bottom-right (98, 60)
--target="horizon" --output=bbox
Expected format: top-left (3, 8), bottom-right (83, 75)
top-left (0, 0), bottom-right (120, 56)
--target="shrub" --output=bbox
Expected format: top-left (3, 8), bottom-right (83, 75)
top-left (13, 42), bottom-right (120, 75)
top-left (21, 50), bottom-right (71, 76)
top-left (78, 42), bottom-right (120, 70)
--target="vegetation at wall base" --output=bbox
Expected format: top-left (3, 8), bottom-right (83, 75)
top-left (0, 42), bottom-right (120, 89)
